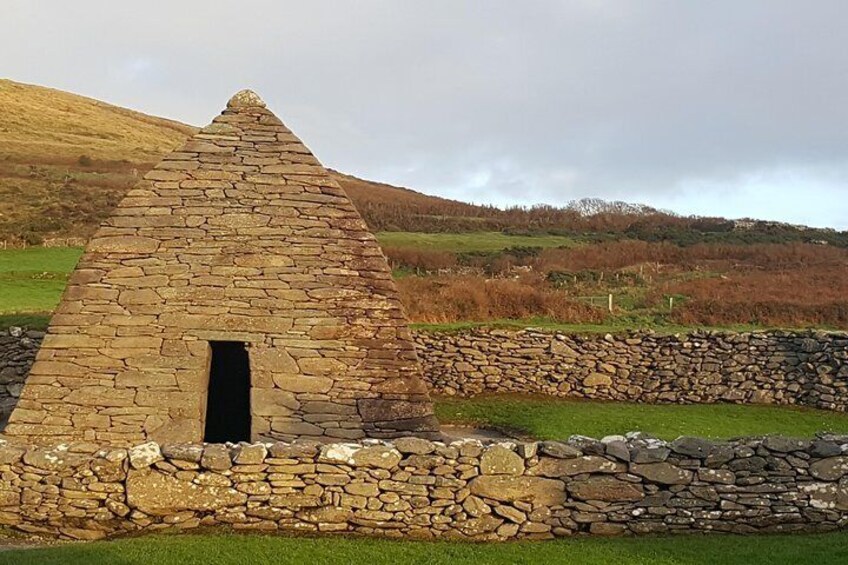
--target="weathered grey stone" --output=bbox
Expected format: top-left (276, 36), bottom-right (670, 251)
top-left (126, 469), bottom-right (247, 515)
top-left (568, 476), bottom-right (644, 502)
top-left (631, 447), bottom-right (670, 464)
top-left (0, 442), bottom-right (25, 465)
top-left (517, 442), bottom-right (538, 459)
top-left (269, 441), bottom-right (321, 459)
top-left (392, 437), bottom-right (435, 455)
top-left (810, 440), bottom-right (843, 458)
top-left (469, 476), bottom-right (566, 505)
top-left (350, 446), bottom-right (402, 469)
top-left (201, 445), bottom-right (232, 471)
top-left (22, 447), bottom-right (86, 471)
top-left (670, 437), bottom-right (714, 458)
top-left (604, 440), bottom-right (630, 462)
top-left (457, 514), bottom-right (504, 536)
top-left (529, 456), bottom-right (624, 477)
top-left (763, 436), bottom-right (810, 453)
top-left (493, 504), bottom-right (526, 524)
top-left (296, 506), bottom-right (352, 524)
top-left (128, 442), bottom-right (163, 469)
top-left (161, 444), bottom-right (204, 463)
top-left (462, 495), bottom-right (491, 518)
top-left (630, 462), bottom-right (693, 485)
top-left (234, 444), bottom-right (268, 465)
top-left (480, 445), bottom-right (525, 475)
top-left (410, 329), bottom-right (848, 418)
top-left (697, 469), bottom-right (736, 485)
top-left (538, 441), bottom-right (582, 459)
top-left (801, 481), bottom-right (848, 511)
top-left (584, 373), bottom-right (612, 387)
top-left (809, 457), bottom-right (848, 481)
top-left (0, 433), bottom-right (844, 539)
top-left (728, 456), bottom-right (767, 472)
top-left (227, 89), bottom-right (266, 108)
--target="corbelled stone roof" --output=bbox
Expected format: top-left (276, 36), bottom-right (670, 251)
top-left (7, 90), bottom-right (439, 445)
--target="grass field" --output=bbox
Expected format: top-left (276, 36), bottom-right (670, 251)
top-left (434, 395), bottom-right (848, 439)
top-left (0, 247), bottom-right (82, 314)
top-left (2, 531), bottom-right (847, 565)
top-left (376, 231), bottom-right (578, 252)
top-left (0, 246), bottom-right (827, 336)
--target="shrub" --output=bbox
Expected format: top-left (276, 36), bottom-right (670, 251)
top-left (396, 274), bottom-right (605, 324)
top-left (383, 248), bottom-right (458, 272)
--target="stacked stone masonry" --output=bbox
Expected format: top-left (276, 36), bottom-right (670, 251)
top-left (0, 329), bottom-right (43, 427)
top-left (2, 329), bottom-right (848, 425)
top-left (4, 90), bottom-right (438, 446)
top-left (0, 435), bottom-right (845, 540)
top-left (414, 329), bottom-right (848, 410)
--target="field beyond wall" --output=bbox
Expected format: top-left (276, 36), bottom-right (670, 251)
top-left (3, 233), bottom-right (848, 333)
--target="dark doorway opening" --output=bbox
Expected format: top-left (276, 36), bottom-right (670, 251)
top-left (204, 341), bottom-right (251, 443)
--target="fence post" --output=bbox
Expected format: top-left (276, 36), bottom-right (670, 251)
top-left (669, 296), bottom-right (674, 311)
top-left (608, 293), bottom-right (613, 313)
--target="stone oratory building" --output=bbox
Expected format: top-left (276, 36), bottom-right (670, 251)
top-left (6, 90), bottom-right (439, 446)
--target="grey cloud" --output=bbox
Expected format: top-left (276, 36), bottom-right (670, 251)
top-left (3, 0), bottom-right (847, 228)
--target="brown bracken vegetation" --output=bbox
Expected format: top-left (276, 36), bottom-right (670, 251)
top-left (397, 274), bottom-right (604, 324)
top-left (389, 242), bottom-right (848, 328)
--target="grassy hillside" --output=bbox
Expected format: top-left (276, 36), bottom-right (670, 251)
top-left (0, 79), bottom-right (192, 243)
top-left (1, 79), bottom-right (846, 331)
top-left (7, 79), bottom-right (847, 245)
top-left (0, 79), bottom-right (476, 244)
top-left (0, 79), bottom-right (194, 163)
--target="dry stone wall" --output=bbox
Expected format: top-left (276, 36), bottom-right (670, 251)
top-left (0, 435), bottom-right (846, 540)
top-left (0, 330), bottom-right (42, 427)
top-left (414, 329), bottom-right (848, 410)
top-left (3, 328), bottom-right (848, 425)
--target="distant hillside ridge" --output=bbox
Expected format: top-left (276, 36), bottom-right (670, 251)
top-left (0, 79), bottom-right (845, 246)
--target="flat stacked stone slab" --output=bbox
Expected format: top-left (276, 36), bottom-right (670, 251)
top-left (5, 90), bottom-right (438, 445)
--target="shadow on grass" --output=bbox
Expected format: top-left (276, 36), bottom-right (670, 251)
top-left (2, 531), bottom-right (847, 565)
top-left (0, 313), bottom-right (49, 331)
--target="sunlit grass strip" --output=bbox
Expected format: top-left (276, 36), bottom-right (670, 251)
top-left (434, 395), bottom-right (848, 440)
top-left (1, 531), bottom-right (846, 565)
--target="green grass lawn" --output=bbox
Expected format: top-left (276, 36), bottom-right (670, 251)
top-left (0, 247), bottom-right (83, 274)
top-left (434, 395), bottom-right (848, 440)
top-left (376, 231), bottom-right (579, 252)
top-left (2, 531), bottom-right (847, 565)
top-left (0, 247), bottom-right (81, 315)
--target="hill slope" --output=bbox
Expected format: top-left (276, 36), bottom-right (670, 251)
top-left (1, 79), bottom-right (845, 246)
top-left (0, 79), bottom-right (195, 163)
top-left (0, 79), bottom-right (470, 243)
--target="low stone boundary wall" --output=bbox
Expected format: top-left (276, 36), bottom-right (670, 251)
top-left (2, 328), bottom-right (848, 424)
top-left (0, 329), bottom-right (42, 426)
top-left (414, 329), bottom-right (848, 410)
top-left (0, 435), bottom-right (846, 540)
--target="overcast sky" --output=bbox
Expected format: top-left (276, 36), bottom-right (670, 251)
top-left (4, 1), bottom-right (848, 229)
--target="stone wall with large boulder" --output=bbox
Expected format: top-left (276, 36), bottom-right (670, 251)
top-left (413, 329), bottom-right (848, 410)
top-left (0, 435), bottom-right (845, 540)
